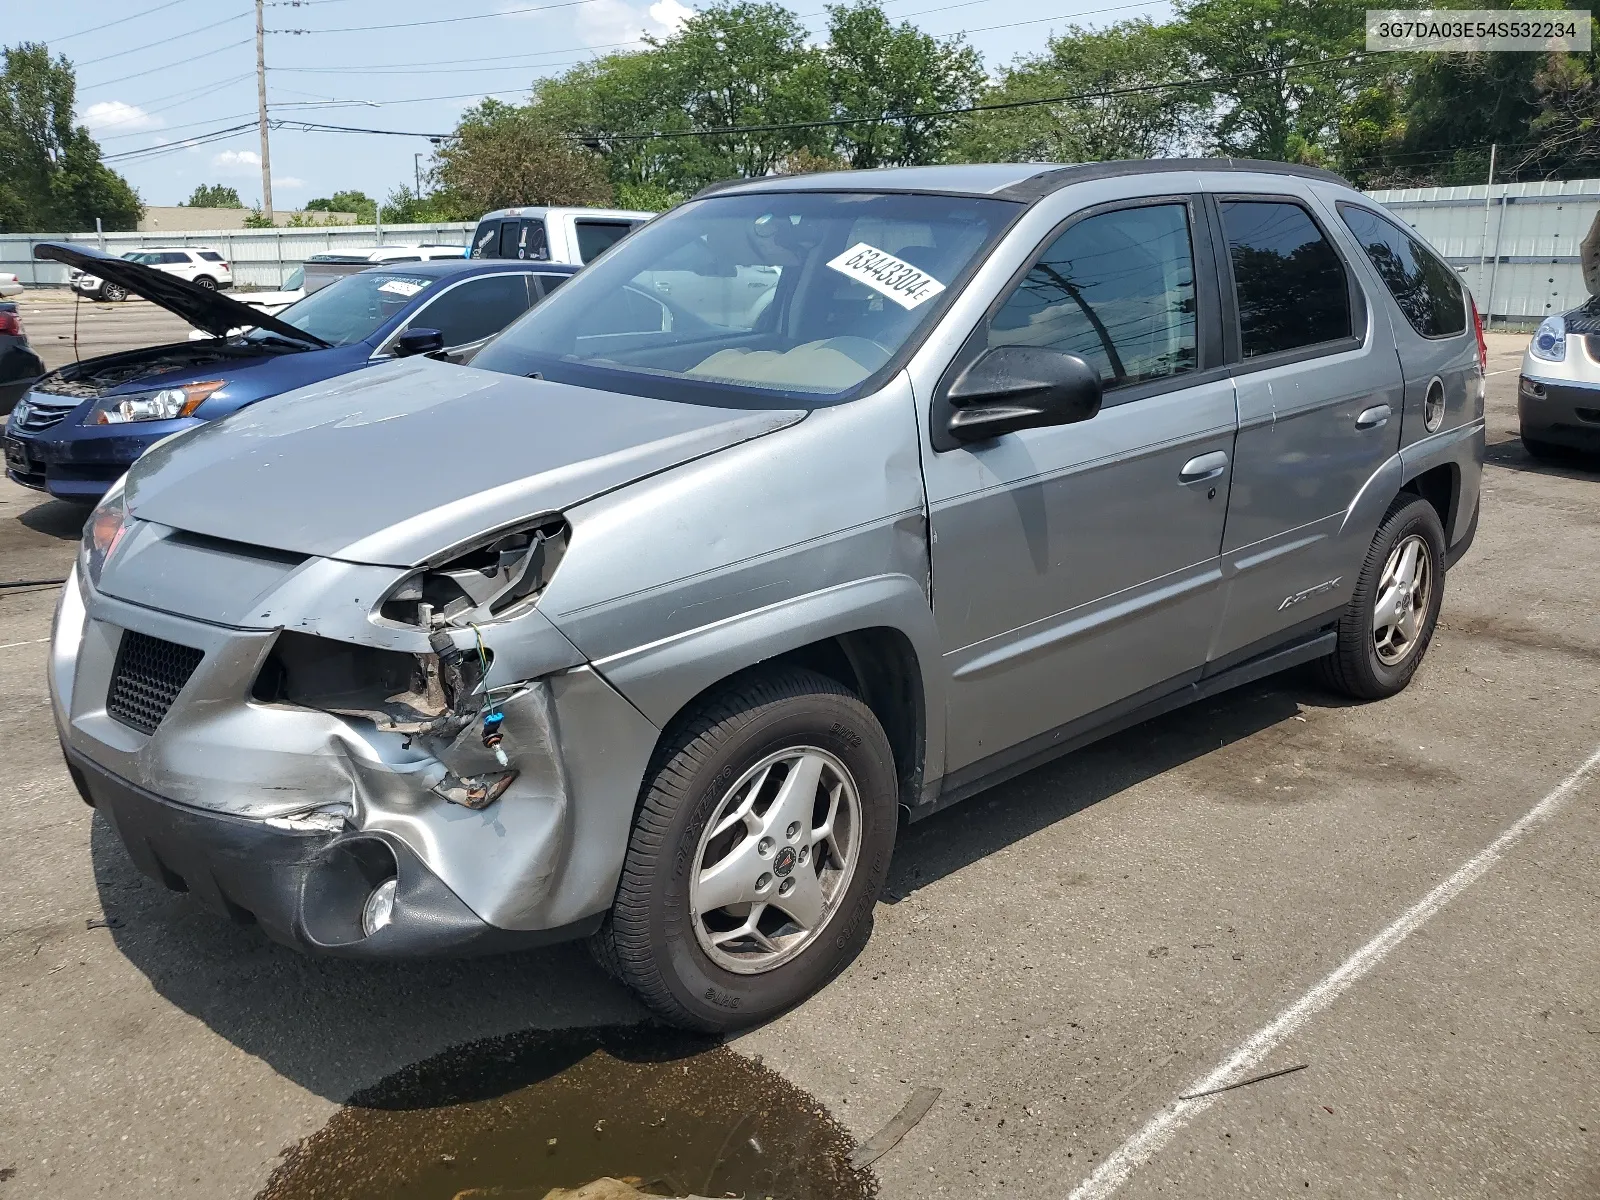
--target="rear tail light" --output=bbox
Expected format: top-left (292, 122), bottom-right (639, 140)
top-left (0, 311), bottom-right (20, 336)
top-left (1471, 298), bottom-right (1487, 373)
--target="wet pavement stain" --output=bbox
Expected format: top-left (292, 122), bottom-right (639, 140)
top-left (257, 1025), bottom-right (876, 1200)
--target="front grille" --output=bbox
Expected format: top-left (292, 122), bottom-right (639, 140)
top-left (107, 631), bottom-right (204, 735)
top-left (15, 395), bottom-right (81, 432)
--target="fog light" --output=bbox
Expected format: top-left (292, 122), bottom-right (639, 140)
top-left (361, 877), bottom-right (397, 936)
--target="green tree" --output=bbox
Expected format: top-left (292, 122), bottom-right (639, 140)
top-left (956, 19), bottom-right (1193, 164)
top-left (433, 99), bottom-right (614, 213)
top-left (0, 43), bottom-right (142, 232)
top-left (1173, 0), bottom-right (1373, 163)
top-left (182, 183), bottom-right (242, 208)
top-left (823, 3), bottom-right (984, 168)
top-left (532, 2), bottom-right (830, 196)
top-left (305, 189), bottom-right (377, 223)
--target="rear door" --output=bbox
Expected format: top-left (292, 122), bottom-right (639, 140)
top-left (1208, 190), bottom-right (1403, 663)
top-left (1336, 203), bottom-right (1479, 448)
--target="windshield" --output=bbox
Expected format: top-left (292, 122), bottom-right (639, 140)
top-left (471, 191), bottom-right (1017, 405)
top-left (282, 266), bottom-right (305, 290)
top-left (247, 270), bottom-right (431, 347)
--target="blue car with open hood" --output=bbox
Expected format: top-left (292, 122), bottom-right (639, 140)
top-left (4, 242), bottom-right (578, 503)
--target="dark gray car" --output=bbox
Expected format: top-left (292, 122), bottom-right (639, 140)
top-left (53, 160), bottom-right (1485, 1030)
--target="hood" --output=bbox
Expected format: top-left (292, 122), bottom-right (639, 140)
top-left (1583, 209), bottom-right (1599, 298)
top-left (33, 242), bottom-right (330, 346)
top-left (125, 357), bottom-right (805, 567)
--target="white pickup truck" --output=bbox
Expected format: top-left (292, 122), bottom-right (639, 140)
top-left (468, 206), bottom-right (653, 263)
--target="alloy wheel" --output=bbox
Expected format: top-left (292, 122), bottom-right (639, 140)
top-left (688, 746), bottom-right (862, 975)
top-left (1373, 532), bottom-right (1432, 666)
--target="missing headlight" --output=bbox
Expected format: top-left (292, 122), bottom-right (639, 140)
top-left (380, 518), bottom-right (568, 628)
top-left (252, 629), bottom-right (486, 737)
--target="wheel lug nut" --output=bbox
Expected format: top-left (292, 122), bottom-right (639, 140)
top-left (755, 873), bottom-right (772, 892)
top-left (786, 822), bottom-right (801, 839)
top-left (779, 877), bottom-right (795, 895)
top-left (758, 836), bottom-right (774, 856)
top-left (798, 846), bottom-right (809, 864)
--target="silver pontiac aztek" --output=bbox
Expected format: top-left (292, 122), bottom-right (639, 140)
top-left (54, 161), bottom-right (1485, 1030)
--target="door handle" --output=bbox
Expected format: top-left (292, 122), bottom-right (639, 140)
top-left (1179, 450), bottom-right (1229, 484)
top-left (1356, 404), bottom-right (1391, 430)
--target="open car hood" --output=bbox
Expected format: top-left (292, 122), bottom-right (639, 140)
top-left (33, 242), bottom-right (330, 345)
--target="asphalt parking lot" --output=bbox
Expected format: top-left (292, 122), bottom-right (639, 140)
top-left (1, 303), bottom-right (1595, 1199)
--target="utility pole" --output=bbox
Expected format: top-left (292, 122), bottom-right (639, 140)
top-left (255, 0), bottom-right (274, 223)
top-left (414, 152), bottom-right (423, 198)
top-left (1477, 143), bottom-right (1496, 274)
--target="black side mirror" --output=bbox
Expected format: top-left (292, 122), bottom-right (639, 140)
top-left (944, 345), bottom-right (1102, 444)
top-left (392, 327), bottom-right (445, 358)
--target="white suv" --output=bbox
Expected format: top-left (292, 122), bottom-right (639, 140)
top-left (71, 247), bottom-right (233, 301)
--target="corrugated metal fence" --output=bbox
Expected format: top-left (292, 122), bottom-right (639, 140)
top-left (1366, 177), bottom-right (1599, 326)
top-left (0, 222), bottom-right (476, 290)
top-left (5, 178), bottom-right (1598, 324)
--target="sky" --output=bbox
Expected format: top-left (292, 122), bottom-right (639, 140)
top-left (12, 0), bottom-right (1173, 210)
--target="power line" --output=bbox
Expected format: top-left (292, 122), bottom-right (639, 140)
top-left (259, 50), bottom-right (1372, 147)
top-left (40, 0), bottom-right (196, 44)
top-left (587, 51), bottom-right (1374, 142)
top-left (270, 0), bottom-right (620, 35)
top-left (74, 9), bottom-right (251, 67)
top-left (80, 37), bottom-right (254, 90)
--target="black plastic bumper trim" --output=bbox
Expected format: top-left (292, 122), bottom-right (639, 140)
top-left (66, 743), bottom-right (600, 958)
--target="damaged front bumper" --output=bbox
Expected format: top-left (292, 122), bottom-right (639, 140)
top-left (51, 542), bottom-right (661, 958)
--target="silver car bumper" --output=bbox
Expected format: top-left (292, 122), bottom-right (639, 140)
top-left (51, 560), bottom-right (660, 956)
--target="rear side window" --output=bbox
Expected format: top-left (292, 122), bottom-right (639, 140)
top-left (987, 202), bottom-right (1199, 389)
top-left (1220, 200), bottom-right (1351, 358)
top-left (408, 274), bottom-right (533, 347)
top-left (499, 219), bottom-right (547, 260)
top-left (1339, 204), bottom-right (1465, 338)
top-left (533, 273), bottom-right (570, 298)
top-left (575, 220), bottom-right (634, 263)
top-left (161, 252), bottom-right (189, 265)
top-left (197, 251), bottom-right (225, 262)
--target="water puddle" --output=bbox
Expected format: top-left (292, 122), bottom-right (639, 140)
top-left (257, 1025), bottom-right (876, 1200)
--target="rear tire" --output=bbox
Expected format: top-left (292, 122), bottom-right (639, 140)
top-left (193, 276), bottom-right (216, 290)
top-left (594, 667), bottom-right (898, 1031)
top-left (1316, 495), bottom-right (1446, 701)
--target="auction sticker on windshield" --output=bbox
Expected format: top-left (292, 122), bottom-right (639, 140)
top-left (826, 243), bottom-right (946, 310)
top-left (377, 278), bottom-right (428, 298)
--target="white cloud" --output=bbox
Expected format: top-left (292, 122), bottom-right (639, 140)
top-left (211, 148), bottom-right (261, 175)
top-left (273, 175), bottom-right (306, 189)
top-left (648, 0), bottom-right (693, 34)
top-left (81, 100), bottom-right (163, 135)
top-left (575, 0), bottom-right (693, 48)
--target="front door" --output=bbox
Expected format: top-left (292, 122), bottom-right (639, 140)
top-left (1208, 192), bottom-right (1404, 662)
top-left (920, 198), bottom-right (1238, 779)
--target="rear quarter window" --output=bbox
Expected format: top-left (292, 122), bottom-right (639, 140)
top-left (1338, 204), bottom-right (1466, 338)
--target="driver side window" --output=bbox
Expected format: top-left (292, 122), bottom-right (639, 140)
top-left (989, 203), bottom-right (1198, 390)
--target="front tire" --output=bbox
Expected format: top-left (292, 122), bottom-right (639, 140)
top-left (595, 667), bottom-right (898, 1031)
top-left (192, 275), bottom-right (216, 290)
top-left (100, 283), bottom-right (127, 302)
top-left (1316, 495), bottom-right (1446, 701)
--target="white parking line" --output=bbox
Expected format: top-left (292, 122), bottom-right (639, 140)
top-left (1067, 741), bottom-right (1600, 1200)
top-left (0, 638), bottom-right (49, 650)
